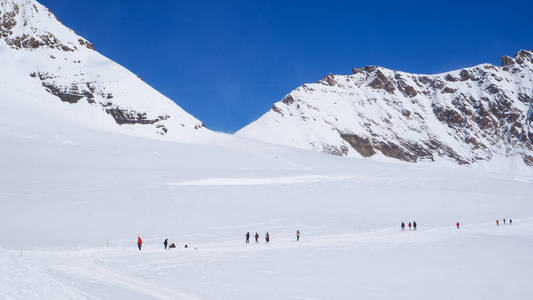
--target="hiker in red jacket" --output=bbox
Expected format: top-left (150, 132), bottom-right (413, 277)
top-left (137, 236), bottom-right (143, 251)
top-left (456, 222), bottom-right (460, 229)
top-left (496, 219), bottom-right (499, 226)
top-left (408, 222), bottom-right (412, 230)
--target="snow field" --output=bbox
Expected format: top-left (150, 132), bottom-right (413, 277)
top-left (1, 115), bottom-right (532, 299)
top-left (4, 219), bottom-right (533, 299)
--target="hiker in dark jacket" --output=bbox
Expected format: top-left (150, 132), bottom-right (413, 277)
top-left (413, 221), bottom-right (417, 231)
top-left (401, 222), bottom-right (405, 231)
top-left (255, 232), bottom-right (259, 243)
top-left (265, 232), bottom-right (270, 243)
top-left (245, 232), bottom-right (250, 244)
top-left (164, 238), bottom-right (168, 250)
top-left (296, 230), bottom-right (300, 242)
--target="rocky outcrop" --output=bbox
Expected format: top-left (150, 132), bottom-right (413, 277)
top-left (0, 0), bottom-right (92, 52)
top-left (340, 134), bottom-right (375, 157)
top-left (1, 0), bottom-right (207, 139)
top-left (238, 49), bottom-right (533, 166)
top-left (31, 72), bottom-right (96, 103)
top-left (104, 107), bottom-right (169, 126)
top-left (29, 71), bottom-right (173, 132)
top-left (368, 70), bottom-right (396, 94)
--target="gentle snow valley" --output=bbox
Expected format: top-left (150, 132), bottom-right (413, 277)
top-left (1, 104), bottom-right (533, 299)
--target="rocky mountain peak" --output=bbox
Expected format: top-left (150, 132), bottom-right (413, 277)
top-left (501, 49), bottom-right (533, 68)
top-left (238, 50), bottom-right (533, 166)
top-left (1, 0), bottom-right (207, 140)
top-left (0, 0), bottom-right (93, 51)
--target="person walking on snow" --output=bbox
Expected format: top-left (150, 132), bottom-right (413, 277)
top-left (164, 238), bottom-right (168, 250)
top-left (245, 232), bottom-right (250, 244)
top-left (137, 236), bottom-right (143, 251)
top-left (496, 220), bottom-right (499, 226)
top-left (401, 222), bottom-right (405, 231)
top-left (255, 232), bottom-right (259, 243)
top-left (503, 218), bottom-right (506, 225)
top-left (265, 232), bottom-right (270, 243)
top-left (413, 221), bottom-right (417, 231)
top-left (456, 222), bottom-right (460, 229)
top-left (296, 230), bottom-right (301, 242)
top-left (408, 222), bottom-right (412, 230)
top-left (510, 219), bottom-right (513, 225)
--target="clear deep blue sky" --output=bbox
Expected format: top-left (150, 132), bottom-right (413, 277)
top-left (41, 0), bottom-right (532, 133)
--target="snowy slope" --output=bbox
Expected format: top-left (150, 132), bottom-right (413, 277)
top-left (1, 99), bottom-right (533, 299)
top-left (0, 0), bottom-right (209, 141)
top-left (2, 64), bottom-right (533, 300)
top-left (237, 50), bottom-right (533, 166)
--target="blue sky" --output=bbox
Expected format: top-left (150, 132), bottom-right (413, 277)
top-left (41, 0), bottom-right (532, 133)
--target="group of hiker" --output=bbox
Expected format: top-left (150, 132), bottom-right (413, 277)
top-left (136, 237), bottom-right (188, 251)
top-left (163, 238), bottom-right (185, 250)
top-left (401, 221), bottom-right (417, 231)
top-left (137, 218), bottom-right (516, 251)
top-left (400, 218), bottom-right (514, 231)
top-left (136, 231), bottom-right (299, 251)
top-left (244, 230), bottom-right (301, 244)
top-left (496, 218), bottom-right (512, 226)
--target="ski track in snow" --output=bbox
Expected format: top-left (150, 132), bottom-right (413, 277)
top-left (55, 260), bottom-right (201, 300)
top-left (9, 220), bottom-right (533, 299)
top-left (169, 175), bottom-right (359, 186)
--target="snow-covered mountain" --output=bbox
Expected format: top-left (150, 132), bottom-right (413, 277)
top-left (0, 0), bottom-right (208, 140)
top-left (237, 50), bottom-right (533, 166)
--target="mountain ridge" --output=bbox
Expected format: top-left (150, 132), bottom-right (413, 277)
top-left (0, 0), bottom-right (210, 141)
top-left (237, 49), bottom-right (533, 166)
top-left (3, 0), bottom-right (533, 166)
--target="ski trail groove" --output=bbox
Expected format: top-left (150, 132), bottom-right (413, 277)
top-left (67, 258), bottom-right (202, 300)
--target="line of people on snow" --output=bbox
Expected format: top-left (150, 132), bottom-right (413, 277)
top-left (401, 221), bottom-right (417, 231)
top-left (496, 218), bottom-right (512, 226)
top-left (137, 218), bottom-right (516, 251)
top-left (244, 230), bottom-right (300, 244)
top-left (400, 218), bottom-right (514, 231)
top-left (244, 231), bottom-right (267, 244)
top-left (137, 237), bottom-right (189, 251)
top-left (136, 231), bottom-right (297, 251)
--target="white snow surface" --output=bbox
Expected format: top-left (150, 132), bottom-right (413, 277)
top-left (2, 94), bottom-right (533, 299)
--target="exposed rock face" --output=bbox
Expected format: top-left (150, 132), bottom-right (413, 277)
top-left (104, 108), bottom-right (169, 126)
top-left (1, 0), bottom-right (206, 138)
top-left (237, 50), bottom-right (533, 166)
top-left (29, 71), bottom-right (172, 130)
top-left (32, 72), bottom-right (96, 104)
top-left (0, 0), bottom-right (93, 51)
